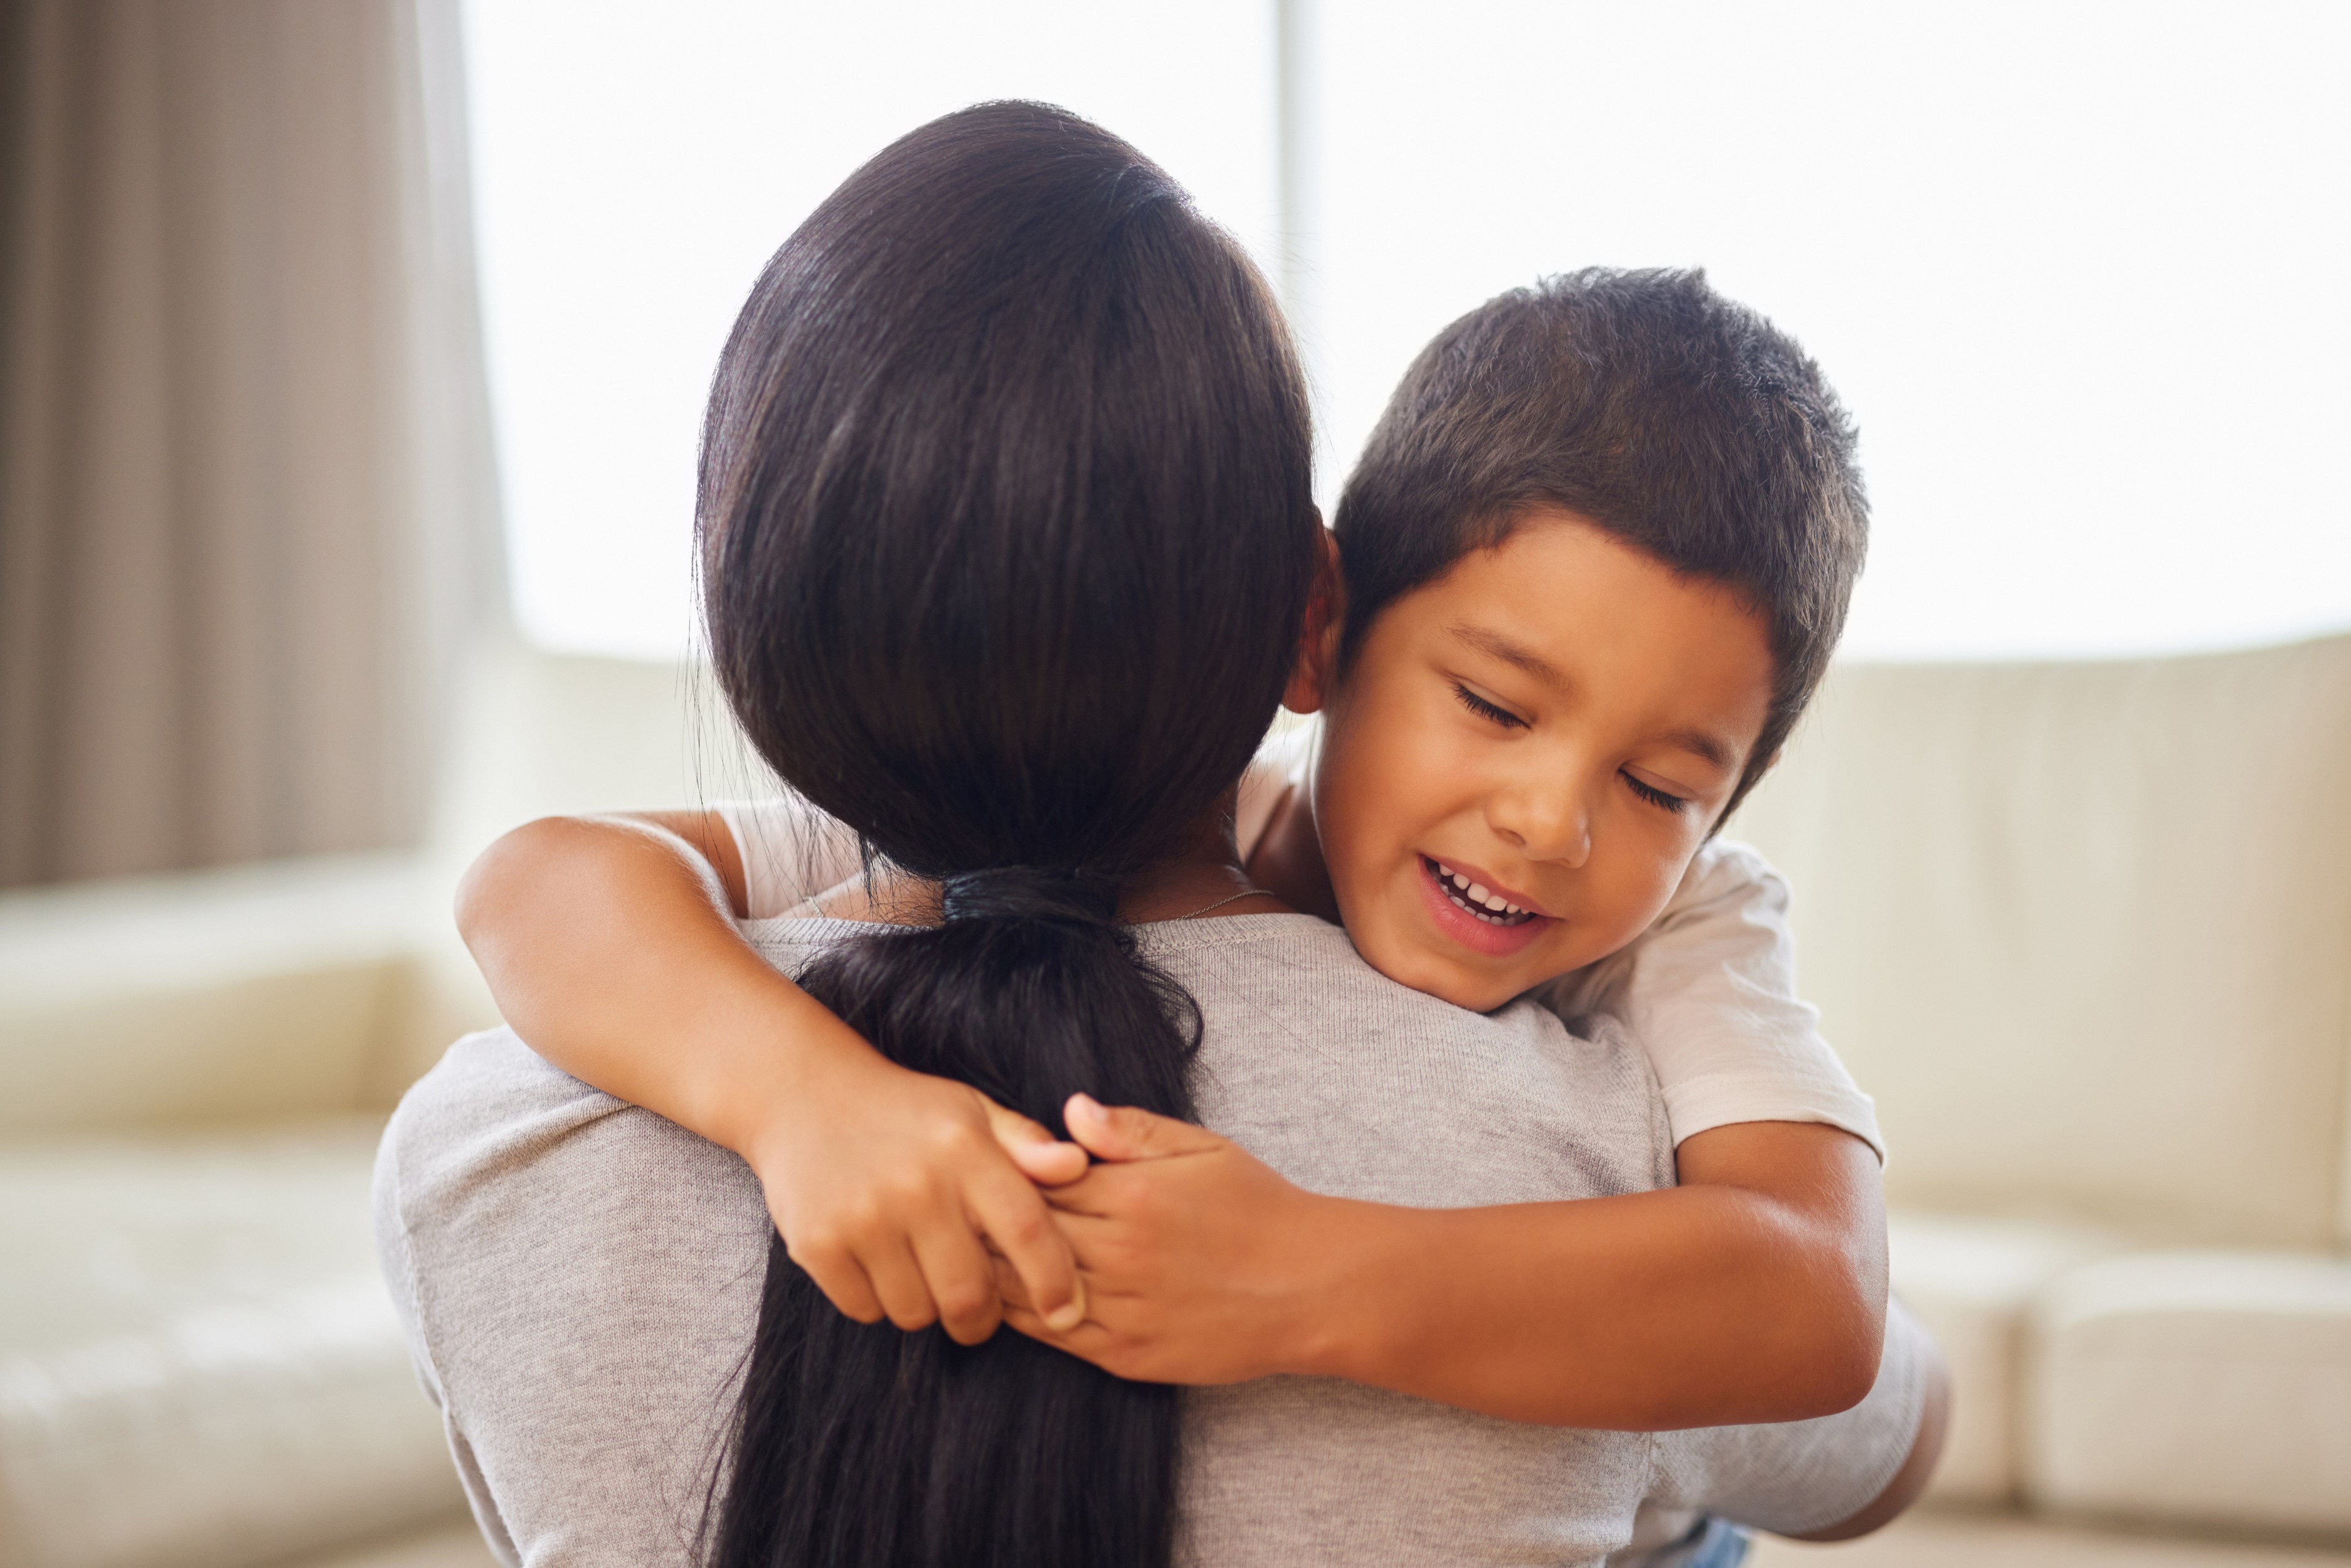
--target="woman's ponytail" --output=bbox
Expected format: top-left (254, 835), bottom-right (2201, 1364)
top-left (696, 102), bottom-right (1317, 1567)
top-left (714, 872), bottom-right (1197, 1568)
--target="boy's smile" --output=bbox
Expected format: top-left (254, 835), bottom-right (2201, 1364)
top-left (1416, 854), bottom-right (1553, 956)
top-left (1297, 509), bottom-right (1776, 1012)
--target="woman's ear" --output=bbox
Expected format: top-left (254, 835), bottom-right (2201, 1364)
top-left (1282, 526), bottom-right (1345, 716)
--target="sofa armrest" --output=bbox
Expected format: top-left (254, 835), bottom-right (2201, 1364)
top-left (0, 856), bottom-right (425, 1133)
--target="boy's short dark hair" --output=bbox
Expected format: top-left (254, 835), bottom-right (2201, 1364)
top-left (1332, 267), bottom-right (1867, 817)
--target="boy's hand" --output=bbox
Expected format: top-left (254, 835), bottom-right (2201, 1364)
top-left (995, 1094), bottom-right (1339, 1385)
top-left (457, 811), bottom-right (1097, 1350)
top-left (745, 1047), bottom-right (1091, 1348)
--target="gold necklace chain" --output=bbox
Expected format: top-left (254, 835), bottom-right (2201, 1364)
top-left (791, 882), bottom-right (1269, 923)
top-left (1176, 886), bottom-right (1268, 920)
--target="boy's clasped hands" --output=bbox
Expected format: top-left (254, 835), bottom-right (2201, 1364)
top-left (747, 1029), bottom-right (1331, 1387)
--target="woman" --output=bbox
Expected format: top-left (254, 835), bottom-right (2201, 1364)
top-left (375, 102), bottom-right (1928, 1568)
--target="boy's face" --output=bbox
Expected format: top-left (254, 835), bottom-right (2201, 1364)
top-left (1301, 510), bottom-right (1775, 1012)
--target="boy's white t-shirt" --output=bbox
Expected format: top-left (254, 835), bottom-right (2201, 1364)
top-left (716, 719), bottom-right (1881, 1158)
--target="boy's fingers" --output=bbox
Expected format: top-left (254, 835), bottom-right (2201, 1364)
top-left (999, 1295), bottom-right (1126, 1379)
top-left (988, 1251), bottom-right (1033, 1311)
top-left (994, 1276), bottom-right (1090, 1346)
top-left (1063, 1093), bottom-right (1222, 1163)
top-left (989, 1251), bottom-right (1094, 1327)
top-left (909, 1217), bottom-right (1004, 1347)
top-left (858, 1237), bottom-right (942, 1333)
top-left (790, 1243), bottom-right (888, 1326)
top-left (969, 1164), bottom-right (1088, 1332)
top-left (982, 1099), bottom-right (1089, 1186)
top-left (1001, 1301), bottom-right (1079, 1350)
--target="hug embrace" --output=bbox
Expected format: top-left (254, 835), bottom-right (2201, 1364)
top-left (376, 102), bottom-right (1948, 1567)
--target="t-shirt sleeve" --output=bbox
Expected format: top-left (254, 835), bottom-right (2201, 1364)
top-left (1643, 1300), bottom-right (1931, 1537)
top-left (1234, 718), bottom-right (1320, 862)
top-left (714, 797), bottom-right (866, 918)
top-left (1535, 838), bottom-right (1882, 1158)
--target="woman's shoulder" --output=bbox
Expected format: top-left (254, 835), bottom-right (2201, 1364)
top-left (377, 1028), bottom-right (770, 1558)
top-left (1144, 916), bottom-right (1675, 1205)
top-left (388, 1028), bottom-right (634, 1182)
top-left (383, 1025), bottom-right (767, 1275)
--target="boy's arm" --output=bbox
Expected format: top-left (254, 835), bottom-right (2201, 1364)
top-left (455, 813), bottom-right (1088, 1343)
top-left (1325, 1119), bottom-right (1887, 1428)
top-left (1647, 1299), bottom-right (1948, 1545)
top-left (1002, 1100), bottom-right (1884, 1430)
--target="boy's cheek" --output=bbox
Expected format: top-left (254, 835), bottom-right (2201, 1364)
top-left (1554, 842), bottom-right (1702, 973)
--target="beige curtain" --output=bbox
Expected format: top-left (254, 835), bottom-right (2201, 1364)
top-left (0, 0), bottom-right (501, 887)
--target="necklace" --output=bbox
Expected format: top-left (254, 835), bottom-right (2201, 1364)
top-left (799, 880), bottom-right (1270, 923)
top-left (1176, 886), bottom-right (1268, 920)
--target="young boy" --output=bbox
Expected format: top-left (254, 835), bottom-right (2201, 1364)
top-left (457, 269), bottom-right (1903, 1451)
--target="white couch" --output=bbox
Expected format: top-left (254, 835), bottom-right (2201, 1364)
top-left (3, 631), bottom-right (2345, 1564)
top-left (0, 643), bottom-right (750, 1568)
top-left (1731, 632), bottom-right (2351, 1539)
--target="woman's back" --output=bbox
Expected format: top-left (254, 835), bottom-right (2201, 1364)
top-left (376, 911), bottom-right (1677, 1567)
top-left (679, 99), bottom-right (1319, 1564)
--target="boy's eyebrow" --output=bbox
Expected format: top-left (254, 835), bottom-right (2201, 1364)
top-left (1660, 726), bottom-right (1738, 772)
top-left (1448, 623), bottom-right (1566, 687)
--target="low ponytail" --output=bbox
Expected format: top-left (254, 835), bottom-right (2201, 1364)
top-left (715, 871), bottom-right (1197, 1567)
top-left (696, 103), bottom-right (1317, 1567)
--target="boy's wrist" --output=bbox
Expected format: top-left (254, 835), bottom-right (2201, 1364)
top-left (1266, 1195), bottom-right (1422, 1385)
top-left (694, 983), bottom-right (894, 1162)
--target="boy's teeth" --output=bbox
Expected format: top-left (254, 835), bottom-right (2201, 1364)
top-left (1430, 857), bottom-right (1537, 926)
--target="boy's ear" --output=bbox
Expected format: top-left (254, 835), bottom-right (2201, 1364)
top-left (1282, 526), bottom-right (1345, 716)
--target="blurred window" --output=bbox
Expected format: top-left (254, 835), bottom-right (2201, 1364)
top-left (469, 0), bottom-right (2348, 662)
top-left (464, 0), bottom-right (1278, 657)
top-left (1302, 1), bottom-right (2350, 660)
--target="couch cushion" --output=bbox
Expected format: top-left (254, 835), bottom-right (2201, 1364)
top-left (0, 1118), bottom-right (464, 1568)
top-left (1888, 1210), bottom-right (2118, 1504)
top-left (2027, 1249), bottom-right (2351, 1536)
top-left (0, 857), bottom-right (422, 1134)
top-left (1732, 633), bottom-right (2351, 1247)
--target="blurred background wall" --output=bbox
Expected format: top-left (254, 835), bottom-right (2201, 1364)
top-left (6, 0), bottom-right (2345, 891)
top-left (460, 0), bottom-right (2350, 667)
top-left (0, 0), bottom-right (501, 889)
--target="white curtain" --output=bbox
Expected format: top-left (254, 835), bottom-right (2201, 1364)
top-left (0, 0), bottom-right (501, 887)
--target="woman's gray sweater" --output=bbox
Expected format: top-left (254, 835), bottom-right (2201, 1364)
top-left (375, 913), bottom-right (1923, 1567)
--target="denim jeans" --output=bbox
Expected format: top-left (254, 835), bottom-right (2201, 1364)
top-left (1681, 1517), bottom-right (1753, 1568)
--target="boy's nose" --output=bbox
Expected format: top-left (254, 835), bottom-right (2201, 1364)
top-left (1490, 783), bottom-right (1591, 869)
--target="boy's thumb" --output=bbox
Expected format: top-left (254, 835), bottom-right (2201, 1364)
top-left (984, 1103), bottom-right (1089, 1186)
top-left (1063, 1093), bottom-right (1217, 1163)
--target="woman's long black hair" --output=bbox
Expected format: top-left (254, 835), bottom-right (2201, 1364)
top-left (696, 103), bottom-right (1319, 1568)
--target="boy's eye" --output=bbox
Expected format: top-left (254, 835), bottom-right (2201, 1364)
top-left (1451, 682), bottom-right (1527, 729)
top-left (1621, 770), bottom-right (1692, 814)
